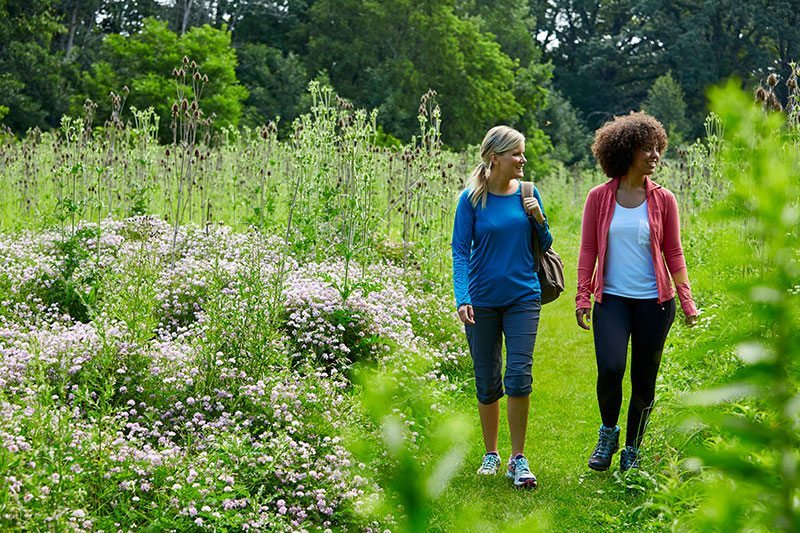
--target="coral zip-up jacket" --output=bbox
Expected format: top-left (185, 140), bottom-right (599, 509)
top-left (576, 177), bottom-right (698, 317)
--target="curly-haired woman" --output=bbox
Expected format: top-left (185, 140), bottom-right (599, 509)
top-left (576, 112), bottom-right (698, 472)
top-left (452, 125), bottom-right (552, 488)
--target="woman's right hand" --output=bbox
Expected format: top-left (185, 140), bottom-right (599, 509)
top-left (458, 304), bottom-right (475, 325)
top-left (576, 307), bottom-right (591, 330)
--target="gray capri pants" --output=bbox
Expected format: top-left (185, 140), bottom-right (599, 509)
top-left (464, 299), bottom-right (541, 404)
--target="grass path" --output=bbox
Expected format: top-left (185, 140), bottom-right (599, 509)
top-left (429, 230), bottom-right (646, 532)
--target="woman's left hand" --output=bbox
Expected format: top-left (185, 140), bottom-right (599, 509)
top-left (685, 314), bottom-right (698, 327)
top-left (523, 196), bottom-right (545, 223)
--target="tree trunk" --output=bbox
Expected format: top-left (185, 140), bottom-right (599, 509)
top-left (65, 5), bottom-right (78, 59)
top-left (181, 0), bottom-right (194, 35)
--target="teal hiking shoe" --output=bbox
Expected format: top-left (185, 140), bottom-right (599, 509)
top-left (620, 446), bottom-right (640, 471)
top-left (506, 454), bottom-right (538, 489)
top-left (477, 452), bottom-right (501, 475)
top-left (588, 425), bottom-right (620, 471)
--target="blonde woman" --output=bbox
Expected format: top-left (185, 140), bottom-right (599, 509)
top-left (452, 125), bottom-right (553, 489)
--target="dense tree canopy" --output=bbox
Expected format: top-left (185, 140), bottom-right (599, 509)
top-left (0, 0), bottom-right (796, 161)
top-left (78, 19), bottom-right (247, 138)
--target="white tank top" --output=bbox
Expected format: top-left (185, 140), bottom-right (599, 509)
top-left (603, 200), bottom-right (658, 299)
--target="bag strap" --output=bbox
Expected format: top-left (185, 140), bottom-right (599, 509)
top-left (520, 180), bottom-right (533, 201)
top-left (519, 181), bottom-right (542, 266)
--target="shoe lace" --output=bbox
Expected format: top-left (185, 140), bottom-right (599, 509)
top-left (514, 456), bottom-right (532, 476)
top-left (621, 447), bottom-right (639, 468)
top-left (483, 454), bottom-right (500, 469)
top-left (593, 429), bottom-right (615, 458)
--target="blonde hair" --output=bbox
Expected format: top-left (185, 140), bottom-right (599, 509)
top-left (466, 125), bottom-right (525, 208)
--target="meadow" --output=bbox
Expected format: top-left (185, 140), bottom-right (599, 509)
top-left (0, 79), bottom-right (798, 532)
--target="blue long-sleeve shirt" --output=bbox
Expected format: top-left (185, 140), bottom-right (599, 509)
top-left (452, 181), bottom-right (553, 308)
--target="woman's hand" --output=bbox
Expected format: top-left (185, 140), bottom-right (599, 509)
top-left (458, 304), bottom-right (475, 325)
top-left (523, 196), bottom-right (545, 224)
top-left (576, 307), bottom-right (591, 330)
top-left (684, 314), bottom-right (698, 327)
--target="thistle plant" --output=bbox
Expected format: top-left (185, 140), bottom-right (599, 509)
top-left (167, 56), bottom-right (212, 263)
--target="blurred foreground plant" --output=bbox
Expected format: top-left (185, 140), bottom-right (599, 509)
top-left (349, 353), bottom-right (471, 532)
top-left (682, 80), bottom-right (800, 531)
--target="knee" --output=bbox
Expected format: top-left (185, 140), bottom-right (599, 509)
top-left (597, 363), bottom-right (625, 384)
top-left (474, 368), bottom-right (503, 404)
top-left (504, 373), bottom-right (532, 397)
top-left (476, 380), bottom-right (504, 404)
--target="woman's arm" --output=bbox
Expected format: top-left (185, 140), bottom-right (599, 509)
top-left (452, 192), bottom-right (475, 310)
top-left (576, 190), bottom-right (598, 312)
top-left (662, 191), bottom-right (698, 321)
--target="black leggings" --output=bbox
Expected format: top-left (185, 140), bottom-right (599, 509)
top-left (593, 294), bottom-right (675, 448)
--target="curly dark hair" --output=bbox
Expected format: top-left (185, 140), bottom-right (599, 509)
top-left (591, 112), bottom-right (669, 178)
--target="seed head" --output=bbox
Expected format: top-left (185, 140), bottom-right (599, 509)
top-left (767, 73), bottom-right (778, 86)
top-left (755, 87), bottom-right (767, 102)
top-left (767, 92), bottom-right (782, 111)
top-left (787, 77), bottom-right (797, 90)
top-left (193, 72), bottom-right (201, 81)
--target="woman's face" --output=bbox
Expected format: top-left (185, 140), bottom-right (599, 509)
top-left (492, 142), bottom-right (527, 180)
top-left (630, 143), bottom-right (661, 176)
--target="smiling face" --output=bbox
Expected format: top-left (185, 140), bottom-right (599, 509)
top-left (492, 142), bottom-right (527, 180)
top-left (629, 144), bottom-right (660, 177)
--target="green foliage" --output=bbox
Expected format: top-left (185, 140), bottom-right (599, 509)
top-left (236, 43), bottom-right (310, 131)
top-left (307, 0), bottom-right (529, 149)
top-left (0, 0), bottom-right (71, 132)
top-left (536, 0), bottom-right (800, 139)
top-left (674, 82), bottom-right (800, 531)
top-left (643, 72), bottom-right (691, 145)
top-left (539, 89), bottom-right (592, 167)
top-left (76, 18), bottom-right (247, 139)
top-left (350, 355), bottom-right (471, 532)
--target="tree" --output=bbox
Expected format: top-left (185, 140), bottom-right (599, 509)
top-left (94, 0), bottom-right (166, 36)
top-left (530, 0), bottom-right (800, 138)
top-left (539, 89), bottom-right (592, 167)
top-left (531, 0), bottom-right (662, 130)
top-left (236, 43), bottom-right (310, 130)
top-left (642, 71), bottom-right (690, 144)
top-left (0, 0), bottom-right (72, 132)
top-left (77, 18), bottom-right (248, 139)
top-left (307, 0), bottom-right (529, 148)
